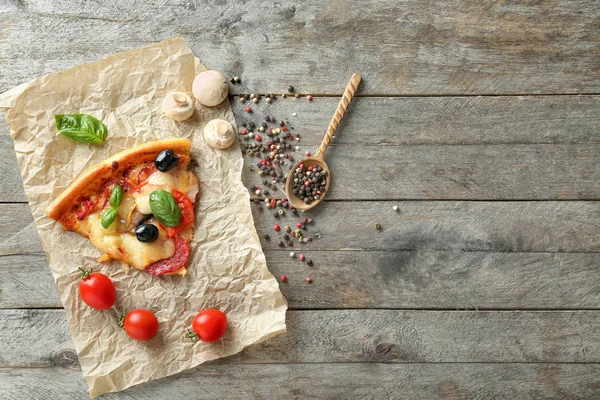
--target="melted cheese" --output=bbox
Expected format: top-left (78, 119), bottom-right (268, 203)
top-left (132, 169), bottom-right (198, 214)
top-left (83, 166), bottom-right (197, 271)
top-left (87, 213), bottom-right (175, 270)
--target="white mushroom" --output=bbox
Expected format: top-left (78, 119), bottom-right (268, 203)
top-left (162, 92), bottom-right (194, 121)
top-left (192, 70), bottom-right (229, 107)
top-left (203, 119), bottom-right (236, 149)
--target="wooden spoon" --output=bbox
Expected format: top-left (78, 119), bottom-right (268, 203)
top-left (285, 73), bottom-right (362, 211)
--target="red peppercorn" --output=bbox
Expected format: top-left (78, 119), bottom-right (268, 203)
top-left (299, 163), bottom-right (304, 169)
top-left (305, 277), bottom-right (312, 283)
top-left (308, 166), bottom-right (313, 171)
top-left (266, 141), bottom-right (273, 146)
top-left (296, 222), bottom-right (303, 228)
top-left (305, 151), bottom-right (311, 156)
top-left (255, 135), bottom-right (262, 141)
top-left (285, 154), bottom-right (290, 159)
top-left (274, 224), bottom-right (281, 232)
top-left (307, 95), bottom-right (313, 101)
top-left (241, 129), bottom-right (248, 135)
top-left (299, 254), bottom-right (305, 261)
top-left (246, 106), bottom-right (252, 113)
top-left (267, 161), bottom-right (272, 167)
top-left (260, 159), bottom-right (266, 165)
top-left (282, 126), bottom-right (288, 132)
top-left (304, 181), bottom-right (311, 187)
top-left (281, 275), bottom-right (287, 282)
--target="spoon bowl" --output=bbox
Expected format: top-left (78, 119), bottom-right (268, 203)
top-left (285, 73), bottom-right (361, 211)
top-left (285, 154), bottom-right (331, 211)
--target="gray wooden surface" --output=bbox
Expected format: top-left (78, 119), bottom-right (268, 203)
top-left (1, 0), bottom-right (599, 399)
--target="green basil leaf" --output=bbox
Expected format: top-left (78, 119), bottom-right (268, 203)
top-left (109, 185), bottom-right (124, 209)
top-left (149, 190), bottom-right (181, 227)
top-left (55, 113), bottom-right (108, 144)
top-left (101, 208), bottom-right (117, 229)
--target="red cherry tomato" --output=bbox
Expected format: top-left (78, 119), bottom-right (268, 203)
top-left (165, 190), bottom-right (195, 237)
top-left (192, 309), bottom-right (228, 342)
top-left (123, 309), bottom-right (159, 341)
top-left (78, 271), bottom-right (116, 310)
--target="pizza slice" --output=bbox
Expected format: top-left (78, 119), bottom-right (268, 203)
top-left (46, 138), bottom-right (199, 276)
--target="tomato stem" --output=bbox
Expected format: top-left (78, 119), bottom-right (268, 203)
top-left (185, 329), bottom-right (199, 343)
top-left (118, 314), bottom-right (125, 328)
top-left (78, 267), bottom-right (91, 279)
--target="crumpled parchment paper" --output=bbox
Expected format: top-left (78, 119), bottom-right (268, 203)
top-left (0, 38), bottom-right (287, 397)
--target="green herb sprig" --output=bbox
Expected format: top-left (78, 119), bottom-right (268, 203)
top-left (101, 185), bottom-right (123, 229)
top-left (149, 190), bottom-right (181, 227)
top-left (55, 113), bottom-right (108, 144)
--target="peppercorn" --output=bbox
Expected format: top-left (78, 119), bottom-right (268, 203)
top-left (287, 85), bottom-right (294, 93)
top-left (289, 252), bottom-right (295, 258)
top-left (374, 223), bottom-right (381, 230)
top-left (307, 259), bottom-right (313, 266)
top-left (299, 254), bottom-right (305, 261)
top-left (283, 234), bottom-right (290, 240)
top-left (287, 241), bottom-right (294, 247)
top-left (281, 275), bottom-right (287, 282)
top-left (285, 225), bottom-right (291, 232)
top-left (306, 95), bottom-right (313, 101)
top-left (239, 97), bottom-right (246, 103)
top-left (278, 209), bottom-right (285, 216)
top-left (393, 205), bottom-right (399, 211)
top-left (274, 224), bottom-right (281, 232)
top-left (278, 241), bottom-right (285, 247)
top-left (294, 93), bottom-right (300, 98)
top-left (245, 106), bottom-right (252, 113)
top-left (305, 277), bottom-right (312, 283)
top-left (266, 97), bottom-right (272, 103)
top-left (233, 76), bottom-right (241, 83)
top-left (253, 97), bottom-right (259, 103)
top-left (264, 234), bottom-right (270, 240)
top-left (273, 212), bottom-right (279, 218)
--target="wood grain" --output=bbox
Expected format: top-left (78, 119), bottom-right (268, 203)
top-left (1, 1), bottom-right (599, 95)
top-left (243, 143), bottom-right (600, 200)
top-left (2, 309), bottom-right (599, 368)
top-left (2, 96), bottom-right (599, 202)
top-left (1, 363), bottom-right (598, 399)
top-left (2, 200), bottom-right (599, 255)
top-left (230, 95), bottom-right (600, 146)
top-left (2, 251), bottom-right (599, 309)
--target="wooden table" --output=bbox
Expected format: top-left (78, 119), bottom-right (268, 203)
top-left (1, 1), bottom-right (599, 398)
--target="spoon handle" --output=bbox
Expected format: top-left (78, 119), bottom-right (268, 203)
top-left (316, 73), bottom-right (362, 157)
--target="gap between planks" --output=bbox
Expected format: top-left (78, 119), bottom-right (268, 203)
top-left (7, 307), bottom-right (600, 312)
top-left (235, 92), bottom-right (600, 98)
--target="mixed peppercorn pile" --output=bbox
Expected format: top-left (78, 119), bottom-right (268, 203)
top-left (232, 79), bottom-right (318, 284)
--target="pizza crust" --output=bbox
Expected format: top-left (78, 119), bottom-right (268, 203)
top-left (46, 138), bottom-right (191, 222)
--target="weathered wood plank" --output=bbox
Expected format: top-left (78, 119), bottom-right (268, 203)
top-left (2, 96), bottom-right (600, 201)
top-left (1, 363), bottom-right (598, 399)
top-left (1, 1), bottom-right (599, 95)
top-left (229, 95), bottom-right (600, 146)
top-left (244, 143), bottom-right (600, 200)
top-left (2, 309), bottom-right (599, 368)
top-left (2, 201), bottom-right (598, 256)
top-left (2, 251), bottom-right (599, 309)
